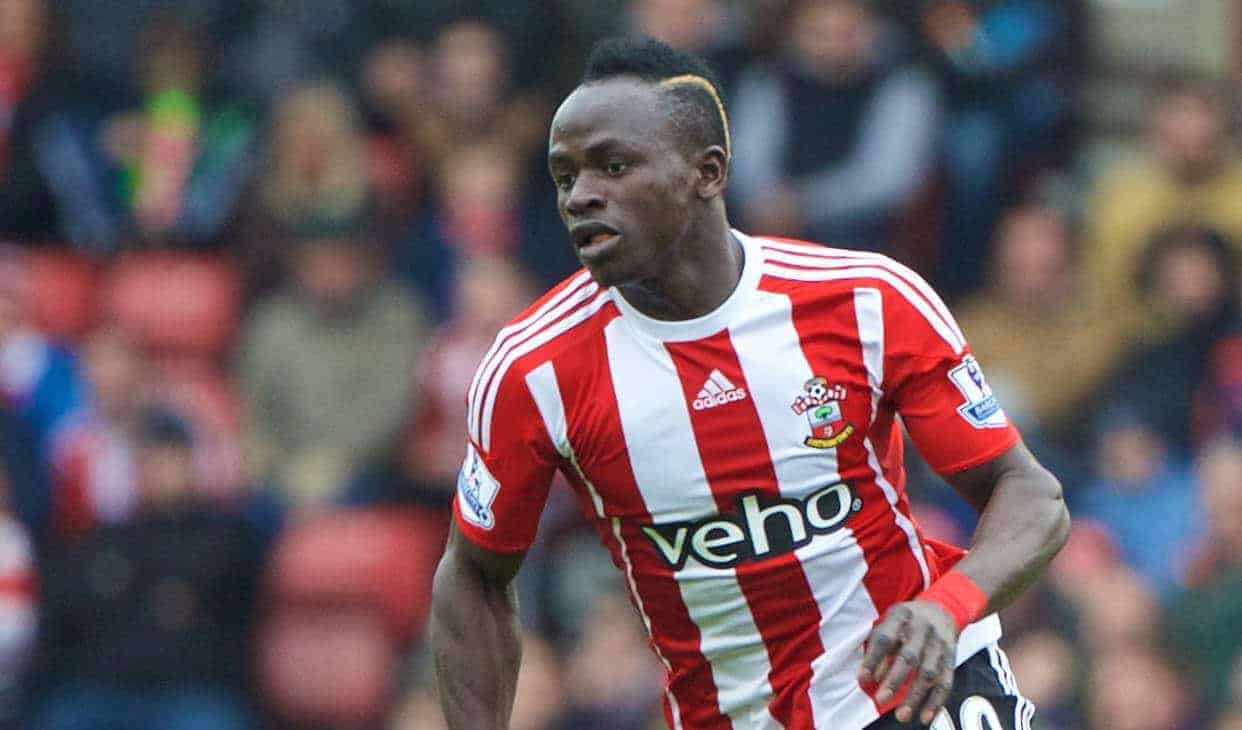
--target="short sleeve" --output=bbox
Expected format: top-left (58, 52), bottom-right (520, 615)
top-left (881, 279), bottom-right (1020, 475)
top-left (454, 361), bottom-right (559, 553)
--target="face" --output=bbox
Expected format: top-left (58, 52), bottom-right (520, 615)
top-left (1152, 240), bottom-right (1227, 318)
top-left (1151, 91), bottom-right (1227, 178)
top-left (85, 329), bottom-right (146, 420)
top-left (136, 443), bottom-right (196, 509)
top-left (792, 0), bottom-right (876, 78)
top-left (434, 21), bottom-right (505, 115)
top-left (548, 79), bottom-right (713, 288)
top-left (293, 241), bottom-right (374, 313)
top-left (993, 207), bottom-right (1070, 303)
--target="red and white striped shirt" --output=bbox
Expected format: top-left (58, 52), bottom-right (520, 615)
top-left (455, 232), bottom-right (1018, 730)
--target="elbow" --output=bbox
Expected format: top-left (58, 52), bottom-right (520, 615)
top-left (1040, 469), bottom-right (1072, 560)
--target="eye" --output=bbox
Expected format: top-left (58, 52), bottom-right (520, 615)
top-left (605, 161), bottom-right (628, 176)
top-left (553, 173), bottom-right (575, 192)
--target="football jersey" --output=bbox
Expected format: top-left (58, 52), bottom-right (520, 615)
top-left (454, 232), bottom-right (1020, 730)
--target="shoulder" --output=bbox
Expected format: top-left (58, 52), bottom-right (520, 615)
top-left (754, 235), bottom-right (934, 296)
top-left (752, 235), bottom-right (966, 352)
top-left (466, 269), bottom-right (612, 443)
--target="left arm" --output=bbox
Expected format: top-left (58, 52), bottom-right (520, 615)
top-left (856, 273), bottom-right (1070, 725)
top-left (944, 441), bottom-right (1070, 612)
top-left (859, 443), bottom-right (1069, 725)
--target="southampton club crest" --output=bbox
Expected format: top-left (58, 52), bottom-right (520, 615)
top-left (790, 377), bottom-right (856, 449)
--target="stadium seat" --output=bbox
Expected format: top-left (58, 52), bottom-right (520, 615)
top-left (102, 252), bottom-right (241, 360)
top-left (256, 507), bottom-right (449, 727)
top-left (25, 248), bottom-right (101, 342)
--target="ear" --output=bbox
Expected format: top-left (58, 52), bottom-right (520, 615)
top-left (694, 145), bottom-right (729, 200)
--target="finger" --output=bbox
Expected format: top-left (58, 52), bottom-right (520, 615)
top-left (897, 635), bottom-right (947, 724)
top-left (875, 620), bottom-right (927, 706)
top-left (918, 669), bottom-right (955, 725)
top-left (859, 609), bottom-right (908, 683)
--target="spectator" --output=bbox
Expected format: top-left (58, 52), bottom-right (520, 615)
top-left (0, 469), bottom-right (36, 730)
top-left (1099, 224), bottom-right (1238, 452)
top-left (1085, 77), bottom-right (1242, 310)
top-left (561, 591), bottom-right (664, 729)
top-left (397, 136), bottom-right (571, 317)
top-left (402, 255), bottom-right (535, 503)
top-left (29, 408), bottom-right (261, 730)
top-left (955, 204), bottom-right (1133, 436)
top-left (1169, 438), bottom-right (1242, 712)
top-left (97, 17), bottom-right (259, 248)
top-left (48, 328), bottom-right (147, 541)
top-left (0, 0), bottom-right (124, 247)
top-left (239, 223), bottom-right (428, 510)
top-left (730, 0), bottom-right (939, 248)
top-left (917, 0), bottom-right (1079, 296)
top-left (1004, 630), bottom-right (1080, 729)
top-left (232, 81), bottom-right (370, 301)
top-left (1086, 647), bottom-right (1196, 730)
top-left (413, 20), bottom-right (548, 181)
top-left (50, 327), bottom-right (243, 542)
top-left (0, 247), bottom-right (82, 534)
top-left (625, 0), bottom-right (750, 93)
top-left (1075, 409), bottom-right (1202, 596)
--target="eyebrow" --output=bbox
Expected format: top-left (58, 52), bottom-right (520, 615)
top-left (548, 137), bottom-right (635, 166)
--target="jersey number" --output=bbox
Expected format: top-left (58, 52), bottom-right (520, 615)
top-left (929, 696), bottom-right (1004, 730)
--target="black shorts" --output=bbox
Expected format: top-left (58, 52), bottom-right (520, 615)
top-left (866, 645), bottom-right (1033, 730)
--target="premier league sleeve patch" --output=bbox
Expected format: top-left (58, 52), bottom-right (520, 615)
top-left (457, 443), bottom-right (501, 530)
top-left (947, 355), bottom-right (1008, 429)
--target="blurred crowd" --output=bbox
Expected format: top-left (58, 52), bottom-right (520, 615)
top-left (0, 0), bottom-right (1239, 728)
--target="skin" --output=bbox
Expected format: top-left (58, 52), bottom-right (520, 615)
top-left (431, 76), bottom-right (1070, 729)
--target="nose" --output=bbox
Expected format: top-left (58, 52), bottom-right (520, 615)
top-left (564, 175), bottom-right (605, 217)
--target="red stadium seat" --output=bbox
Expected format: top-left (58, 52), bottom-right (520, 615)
top-left (25, 248), bottom-right (101, 342)
top-left (256, 507), bottom-right (449, 727)
top-left (102, 252), bottom-right (241, 360)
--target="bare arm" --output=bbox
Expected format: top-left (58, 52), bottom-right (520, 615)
top-left (861, 441), bottom-right (1070, 724)
top-left (944, 440), bottom-right (1071, 612)
top-left (430, 525), bottom-right (526, 730)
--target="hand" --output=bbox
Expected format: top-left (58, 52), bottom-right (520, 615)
top-left (858, 600), bottom-right (959, 725)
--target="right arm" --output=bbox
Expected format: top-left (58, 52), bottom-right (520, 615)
top-left (430, 525), bottom-right (526, 730)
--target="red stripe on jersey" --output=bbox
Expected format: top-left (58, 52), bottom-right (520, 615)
top-left (759, 275), bottom-right (928, 717)
top-left (468, 272), bottom-right (599, 444)
top-left (565, 325), bottom-right (733, 730)
top-left (665, 332), bottom-right (826, 730)
top-left (758, 239), bottom-right (964, 352)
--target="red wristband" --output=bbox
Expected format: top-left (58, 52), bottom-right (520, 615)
top-left (916, 571), bottom-right (988, 632)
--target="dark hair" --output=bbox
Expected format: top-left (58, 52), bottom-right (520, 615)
top-left (137, 407), bottom-right (195, 449)
top-left (581, 36), bottom-right (730, 161)
top-left (1136, 222), bottom-right (1239, 298)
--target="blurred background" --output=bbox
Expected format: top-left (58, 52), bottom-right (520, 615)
top-left (0, 0), bottom-right (1239, 728)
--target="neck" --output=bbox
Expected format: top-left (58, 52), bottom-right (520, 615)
top-left (617, 214), bottom-right (743, 321)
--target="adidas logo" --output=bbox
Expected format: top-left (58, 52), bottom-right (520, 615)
top-left (692, 369), bottom-right (748, 411)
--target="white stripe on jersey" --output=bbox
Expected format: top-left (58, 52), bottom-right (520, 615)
top-left (758, 240), bottom-right (966, 350)
top-left (761, 255), bottom-right (965, 355)
top-left (605, 319), bottom-right (776, 729)
top-left (731, 288), bottom-right (882, 729)
top-left (476, 291), bottom-right (610, 451)
top-left (524, 360), bottom-right (685, 730)
top-left (853, 288), bottom-right (933, 588)
top-left (468, 274), bottom-right (599, 446)
top-left (709, 369), bottom-right (736, 391)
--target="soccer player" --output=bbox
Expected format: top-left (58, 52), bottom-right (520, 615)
top-left (430, 37), bottom-right (1069, 730)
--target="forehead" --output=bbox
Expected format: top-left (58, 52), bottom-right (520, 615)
top-left (549, 78), bottom-right (675, 157)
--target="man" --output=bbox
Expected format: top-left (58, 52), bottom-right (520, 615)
top-left (431, 37), bottom-right (1069, 730)
top-left (31, 408), bottom-right (260, 730)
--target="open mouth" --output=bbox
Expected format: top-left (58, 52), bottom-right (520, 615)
top-left (571, 222), bottom-right (622, 259)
